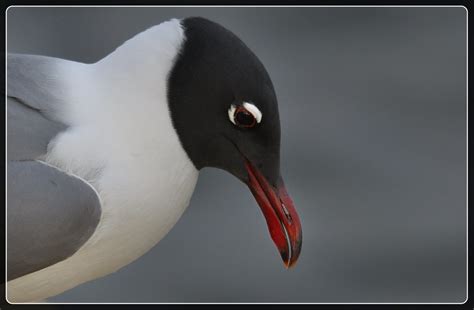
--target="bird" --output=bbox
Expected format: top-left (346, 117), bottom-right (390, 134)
top-left (6, 16), bottom-right (302, 302)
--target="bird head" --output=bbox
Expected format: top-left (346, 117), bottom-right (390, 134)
top-left (167, 17), bottom-right (302, 268)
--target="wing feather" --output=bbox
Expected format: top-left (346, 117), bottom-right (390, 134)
top-left (7, 161), bottom-right (101, 281)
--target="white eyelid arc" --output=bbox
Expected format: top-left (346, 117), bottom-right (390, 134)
top-left (228, 104), bottom-right (237, 125)
top-left (242, 102), bottom-right (262, 123)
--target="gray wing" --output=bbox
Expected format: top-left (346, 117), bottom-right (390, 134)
top-left (7, 161), bottom-right (102, 281)
top-left (7, 54), bottom-right (102, 281)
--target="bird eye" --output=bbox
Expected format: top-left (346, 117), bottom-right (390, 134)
top-left (235, 106), bottom-right (256, 127)
top-left (228, 102), bottom-right (262, 128)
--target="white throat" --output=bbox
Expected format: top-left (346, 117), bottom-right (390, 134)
top-left (8, 18), bottom-right (199, 302)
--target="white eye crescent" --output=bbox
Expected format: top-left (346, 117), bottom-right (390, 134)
top-left (228, 102), bottom-right (262, 127)
top-left (242, 102), bottom-right (262, 123)
top-left (228, 105), bottom-right (237, 125)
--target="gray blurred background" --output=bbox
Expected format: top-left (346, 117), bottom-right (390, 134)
top-left (6, 6), bottom-right (467, 303)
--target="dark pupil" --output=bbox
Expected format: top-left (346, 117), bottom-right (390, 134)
top-left (235, 110), bottom-right (255, 126)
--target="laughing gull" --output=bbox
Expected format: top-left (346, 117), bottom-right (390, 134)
top-left (7, 17), bottom-right (302, 302)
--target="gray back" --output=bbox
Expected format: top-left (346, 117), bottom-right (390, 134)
top-left (7, 97), bottom-right (66, 161)
top-left (8, 54), bottom-right (66, 117)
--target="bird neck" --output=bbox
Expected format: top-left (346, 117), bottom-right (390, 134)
top-left (94, 18), bottom-right (185, 86)
top-left (44, 18), bottom-right (197, 184)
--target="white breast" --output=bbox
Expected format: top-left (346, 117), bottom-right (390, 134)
top-left (7, 19), bottom-right (199, 302)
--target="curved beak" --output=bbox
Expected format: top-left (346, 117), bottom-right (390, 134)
top-left (245, 160), bottom-right (302, 268)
